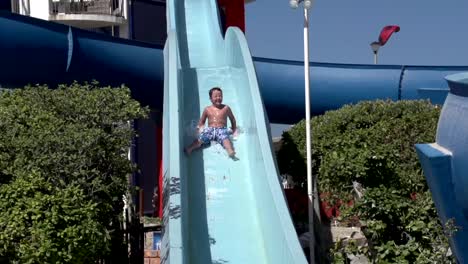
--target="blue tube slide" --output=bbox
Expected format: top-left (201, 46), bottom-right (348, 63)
top-left (2, 11), bottom-right (468, 124)
top-left (0, 11), bottom-right (164, 109)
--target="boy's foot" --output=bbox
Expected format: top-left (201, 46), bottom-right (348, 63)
top-left (227, 150), bottom-right (236, 158)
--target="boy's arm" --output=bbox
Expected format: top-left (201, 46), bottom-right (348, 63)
top-left (227, 107), bottom-right (237, 131)
top-left (198, 108), bottom-right (208, 129)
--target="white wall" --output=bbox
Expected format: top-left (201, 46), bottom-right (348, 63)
top-left (29, 0), bottom-right (50, 20)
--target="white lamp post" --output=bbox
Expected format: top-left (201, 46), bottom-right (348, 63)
top-left (370, 41), bottom-right (381, 64)
top-left (290, 0), bottom-right (316, 262)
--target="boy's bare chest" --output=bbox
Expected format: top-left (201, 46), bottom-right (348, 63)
top-left (207, 107), bottom-right (227, 120)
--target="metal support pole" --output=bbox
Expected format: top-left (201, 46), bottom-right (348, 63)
top-left (373, 51), bottom-right (378, 64)
top-left (304, 7), bottom-right (315, 263)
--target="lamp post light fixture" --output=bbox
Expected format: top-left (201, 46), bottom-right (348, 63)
top-left (289, 0), bottom-right (317, 262)
top-left (289, 0), bottom-right (313, 9)
top-left (370, 41), bottom-right (381, 64)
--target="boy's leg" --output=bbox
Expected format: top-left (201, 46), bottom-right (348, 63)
top-left (185, 127), bottom-right (211, 155)
top-left (222, 139), bottom-right (235, 157)
top-left (217, 128), bottom-right (235, 157)
top-left (185, 139), bottom-right (202, 155)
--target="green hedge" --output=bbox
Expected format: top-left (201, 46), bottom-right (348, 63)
top-left (0, 82), bottom-right (148, 263)
top-left (278, 100), bottom-right (455, 263)
top-left (278, 99), bottom-right (440, 197)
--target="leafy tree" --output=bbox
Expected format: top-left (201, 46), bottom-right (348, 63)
top-left (0, 82), bottom-right (148, 263)
top-left (0, 174), bottom-right (106, 263)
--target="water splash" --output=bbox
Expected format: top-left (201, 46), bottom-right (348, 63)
top-left (186, 119), bottom-right (201, 137)
top-left (231, 126), bottom-right (244, 141)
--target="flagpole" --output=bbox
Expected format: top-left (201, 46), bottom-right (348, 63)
top-left (289, 0), bottom-right (316, 262)
top-left (303, 6), bottom-right (316, 264)
top-left (370, 41), bottom-right (381, 65)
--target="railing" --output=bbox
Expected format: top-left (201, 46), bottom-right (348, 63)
top-left (11, 0), bottom-right (30, 15)
top-left (11, 0), bottom-right (19, 13)
top-left (49, 0), bottom-right (125, 17)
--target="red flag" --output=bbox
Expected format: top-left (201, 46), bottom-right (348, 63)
top-left (378, 25), bottom-right (400, 46)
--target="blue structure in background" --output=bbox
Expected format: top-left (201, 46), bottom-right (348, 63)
top-left (2, 11), bottom-right (468, 124)
top-left (0, 11), bottom-right (164, 110)
top-left (416, 72), bottom-right (468, 263)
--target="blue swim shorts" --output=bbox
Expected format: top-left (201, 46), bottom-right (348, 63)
top-left (199, 127), bottom-right (230, 145)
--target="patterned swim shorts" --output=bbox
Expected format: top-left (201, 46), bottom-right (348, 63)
top-left (199, 127), bottom-right (230, 145)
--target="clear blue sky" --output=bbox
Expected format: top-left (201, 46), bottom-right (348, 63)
top-left (245, 0), bottom-right (468, 65)
top-left (244, 0), bottom-right (468, 136)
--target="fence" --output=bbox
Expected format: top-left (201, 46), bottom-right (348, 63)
top-left (49, 0), bottom-right (124, 17)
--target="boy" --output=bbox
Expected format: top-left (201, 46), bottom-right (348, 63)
top-left (184, 87), bottom-right (237, 158)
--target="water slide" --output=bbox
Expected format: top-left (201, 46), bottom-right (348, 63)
top-left (161, 0), bottom-right (307, 263)
top-left (1, 8), bottom-right (468, 264)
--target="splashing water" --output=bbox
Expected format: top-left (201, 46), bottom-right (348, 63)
top-left (231, 126), bottom-right (244, 141)
top-left (186, 120), bottom-right (201, 137)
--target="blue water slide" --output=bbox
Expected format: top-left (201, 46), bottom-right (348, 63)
top-left (2, 11), bottom-right (468, 124)
top-left (162, 0), bottom-right (307, 263)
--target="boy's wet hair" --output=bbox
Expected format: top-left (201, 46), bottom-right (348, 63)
top-left (209, 87), bottom-right (222, 98)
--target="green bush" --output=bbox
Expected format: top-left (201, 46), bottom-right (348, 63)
top-left (340, 188), bottom-right (455, 263)
top-left (0, 175), bottom-right (106, 263)
top-left (278, 100), bottom-right (456, 263)
top-left (279, 99), bottom-right (440, 197)
top-left (0, 82), bottom-right (148, 263)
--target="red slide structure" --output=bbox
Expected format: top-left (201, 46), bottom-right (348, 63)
top-left (218, 0), bottom-right (245, 33)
